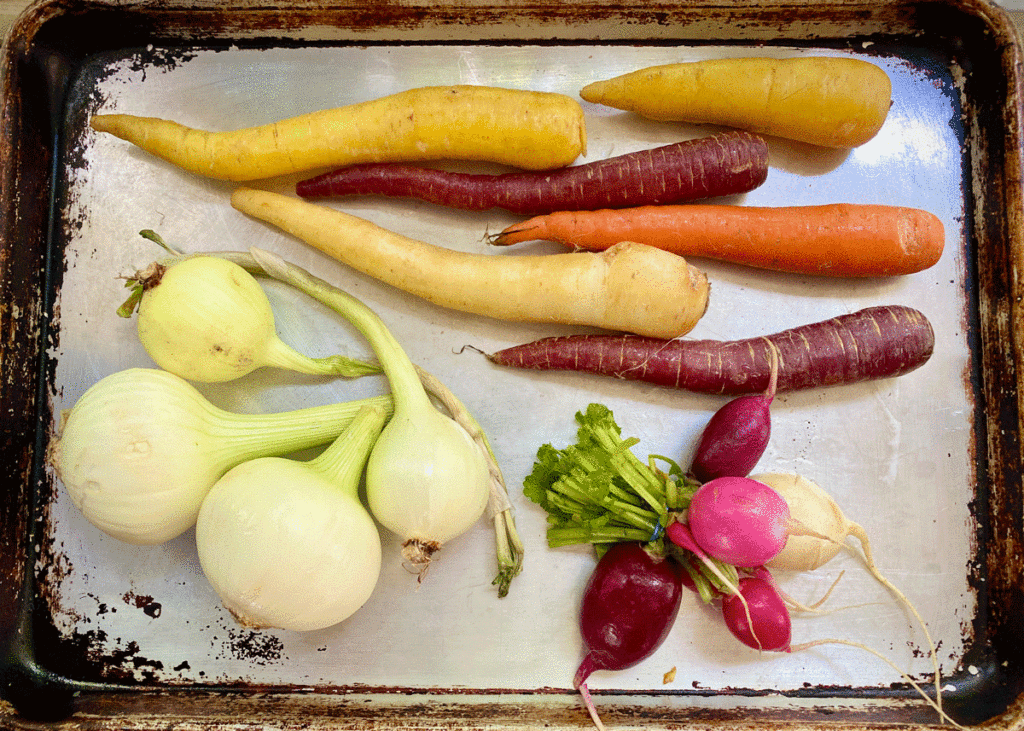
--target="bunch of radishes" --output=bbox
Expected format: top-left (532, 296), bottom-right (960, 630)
top-left (532, 349), bottom-right (951, 731)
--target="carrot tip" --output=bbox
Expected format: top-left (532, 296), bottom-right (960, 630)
top-left (485, 232), bottom-right (511, 246)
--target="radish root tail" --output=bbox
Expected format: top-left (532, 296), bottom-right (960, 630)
top-left (847, 521), bottom-right (944, 717)
top-left (781, 570), bottom-right (845, 612)
top-left (578, 682), bottom-right (609, 731)
top-left (790, 637), bottom-right (962, 729)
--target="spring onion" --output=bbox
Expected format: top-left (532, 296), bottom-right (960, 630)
top-left (120, 232), bottom-right (378, 383)
top-left (117, 234), bottom-right (524, 594)
top-left (249, 247), bottom-right (491, 577)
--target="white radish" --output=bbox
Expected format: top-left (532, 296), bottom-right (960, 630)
top-left (752, 472), bottom-right (946, 722)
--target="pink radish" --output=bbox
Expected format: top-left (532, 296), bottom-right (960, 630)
top-left (574, 542), bottom-right (684, 731)
top-left (686, 476), bottom-right (830, 568)
top-left (690, 342), bottom-right (779, 482)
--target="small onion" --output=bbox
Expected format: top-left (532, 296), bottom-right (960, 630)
top-left (136, 255), bottom-right (377, 383)
top-left (197, 405), bottom-right (386, 631)
top-left (251, 248), bottom-right (491, 576)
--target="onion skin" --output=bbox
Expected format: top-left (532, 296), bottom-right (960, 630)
top-left (51, 369), bottom-right (234, 544)
top-left (365, 406), bottom-right (490, 569)
top-left (196, 458), bottom-right (382, 632)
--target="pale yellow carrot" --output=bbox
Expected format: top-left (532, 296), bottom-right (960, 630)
top-left (91, 86), bottom-right (587, 181)
top-left (230, 189), bottom-right (709, 339)
top-left (581, 57), bottom-right (892, 148)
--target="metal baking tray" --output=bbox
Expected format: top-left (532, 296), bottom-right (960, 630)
top-left (2, 0), bottom-right (1023, 728)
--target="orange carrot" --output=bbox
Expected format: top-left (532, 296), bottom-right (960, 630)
top-left (489, 203), bottom-right (945, 277)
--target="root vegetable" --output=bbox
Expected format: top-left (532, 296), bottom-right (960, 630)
top-left (486, 305), bottom-right (934, 394)
top-left (249, 248), bottom-right (490, 577)
top-left (754, 473), bottom-right (855, 572)
top-left (127, 249), bottom-right (377, 383)
top-left (751, 472), bottom-right (945, 720)
top-left (90, 85), bottom-right (587, 181)
top-left (574, 542), bottom-right (685, 731)
top-left (136, 245), bottom-right (524, 595)
top-left (295, 131), bottom-right (770, 215)
top-left (489, 203), bottom-right (945, 277)
top-left (689, 343), bottom-right (778, 482)
top-left (686, 476), bottom-right (829, 568)
top-left (231, 189), bottom-right (710, 340)
top-left (665, 519), bottom-right (743, 598)
top-left (721, 569), bottom-right (792, 652)
top-left (580, 56), bottom-right (892, 148)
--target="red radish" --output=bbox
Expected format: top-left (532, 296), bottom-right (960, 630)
top-left (687, 476), bottom-right (830, 568)
top-left (485, 305), bottom-right (934, 395)
top-left (574, 542), bottom-right (684, 731)
top-left (722, 569), bottom-right (792, 652)
top-left (295, 131), bottom-right (769, 215)
top-left (690, 342), bottom-right (779, 482)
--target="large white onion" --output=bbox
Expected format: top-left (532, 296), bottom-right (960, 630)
top-left (49, 367), bottom-right (392, 544)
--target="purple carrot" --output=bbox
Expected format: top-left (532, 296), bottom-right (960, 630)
top-left (486, 305), bottom-right (934, 395)
top-left (296, 131), bottom-right (769, 215)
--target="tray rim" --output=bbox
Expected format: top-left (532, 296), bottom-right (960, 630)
top-left (2, 0), bottom-right (1024, 728)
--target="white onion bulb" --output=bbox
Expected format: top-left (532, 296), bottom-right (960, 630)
top-left (49, 368), bottom-right (392, 544)
top-left (197, 405), bottom-right (387, 631)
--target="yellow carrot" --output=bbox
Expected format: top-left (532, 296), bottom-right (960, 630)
top-left (91, 85), bottom-right (587, 181)
top-left (581, 57), bottom-right (892, 148)
top-left (230, 189), bottom-right (709, 339)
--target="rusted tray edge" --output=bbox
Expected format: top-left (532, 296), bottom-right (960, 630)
top-left (3, 0), bottom-right (1024, 728)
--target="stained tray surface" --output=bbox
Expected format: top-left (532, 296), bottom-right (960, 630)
top-left (46, 42), bottom-right (972, 690)
top-left (2, 1), bottom-right (1019, 726)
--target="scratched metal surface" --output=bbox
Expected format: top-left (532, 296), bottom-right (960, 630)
top-left (39, 40), bottom-right (976, 708)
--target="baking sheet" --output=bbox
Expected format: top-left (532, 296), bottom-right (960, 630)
top-left (51, 43), bottom-right (971, 690)
top-left (3, 0), bottom-right (1023, 727)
